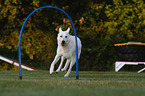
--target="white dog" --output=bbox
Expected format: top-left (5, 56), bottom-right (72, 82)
top-left (50, 27), bottom-right (82, 77)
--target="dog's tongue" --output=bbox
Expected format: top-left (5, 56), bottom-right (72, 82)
top-left (61, 43), bottom-right (65, 46)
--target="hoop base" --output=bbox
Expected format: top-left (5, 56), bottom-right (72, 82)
top-left (19, 76), bottom-right (22, 80)
top-left (76, 76), bottom-right (79, 80)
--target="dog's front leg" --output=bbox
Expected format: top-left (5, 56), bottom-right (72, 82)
top-left (61, 59), bottom-right (70, 72)
top-left (64, 57), bottom-right (76, 77)
top-left (56, 56), bottom-right (64, 73)
top-left (50, 55), bottom-right (60, 74)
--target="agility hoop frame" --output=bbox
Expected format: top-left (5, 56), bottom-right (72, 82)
top-left (18, 6), bottom-right (79, 80)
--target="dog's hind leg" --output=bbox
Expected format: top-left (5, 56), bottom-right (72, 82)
top-left (56, 56), bottom-right (64, 73)
top-left (61, 59), bottom-right (70, 72)
top-left (64, 57), bottom-right (76, 77)
top-left (50, 55), bottom-right (60, 74)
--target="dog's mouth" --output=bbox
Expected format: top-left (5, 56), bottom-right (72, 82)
top-left (61, 43), bottom-right (65, 46)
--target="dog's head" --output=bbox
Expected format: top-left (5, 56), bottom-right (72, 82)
top-left (57, 27), bottom-right (70, 46)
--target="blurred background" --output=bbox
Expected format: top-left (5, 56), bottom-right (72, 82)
top-left (0, 0), bottom-right (145, 71)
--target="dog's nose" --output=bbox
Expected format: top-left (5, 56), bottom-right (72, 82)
top-left (62, 40), bottom-right (65, 44)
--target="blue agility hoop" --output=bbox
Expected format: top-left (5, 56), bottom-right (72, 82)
top-left (18, 6), bottom-right (79, 80)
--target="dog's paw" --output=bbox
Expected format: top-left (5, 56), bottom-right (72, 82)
top-left (61, 68), bottom-right (66, 72)
top-left (55, 70), bottom-right (60, 73)
top-left (50, 69), bottom-right (54, 74)
top-left (56, 69), bottom-right (60, 73)
top-left (64, 74), bottom-right (69, 77)
top-left (50, 65), bottom-right (54, 74)
top-left (50, 71), bottom-right (53, 74)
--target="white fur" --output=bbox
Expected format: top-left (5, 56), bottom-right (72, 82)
top-left (50, 27), bottom-right (82, 77)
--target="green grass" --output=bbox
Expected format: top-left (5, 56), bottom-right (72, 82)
top-left (0, 71), bottom-right (145, 96)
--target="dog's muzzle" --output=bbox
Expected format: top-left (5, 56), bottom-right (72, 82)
top-left (61, 40), bottom-right (65, 46)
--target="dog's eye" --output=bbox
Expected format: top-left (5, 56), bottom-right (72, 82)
top-left (60, 36), bottom-right (62, 38)
top-left (65, 36), bottom-right (67, 38)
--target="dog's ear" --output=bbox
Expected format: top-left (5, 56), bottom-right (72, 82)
top-left (66, 27), bottom-right (70, 33)
top-left (59, 27), bottom-right (62, 32)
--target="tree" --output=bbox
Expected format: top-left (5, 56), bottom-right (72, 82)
top-left (0, 0), bottom-right (145, 71)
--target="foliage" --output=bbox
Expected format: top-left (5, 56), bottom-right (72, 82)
top-left (0, 0), bottom-right (145, 71)
top-left (105, 0), bottom-right (145, 41)
top-left (0, 61), bottom-right (18, 70)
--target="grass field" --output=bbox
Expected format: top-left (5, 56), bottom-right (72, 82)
top-left (0, 70), bottom-right (145, 96)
